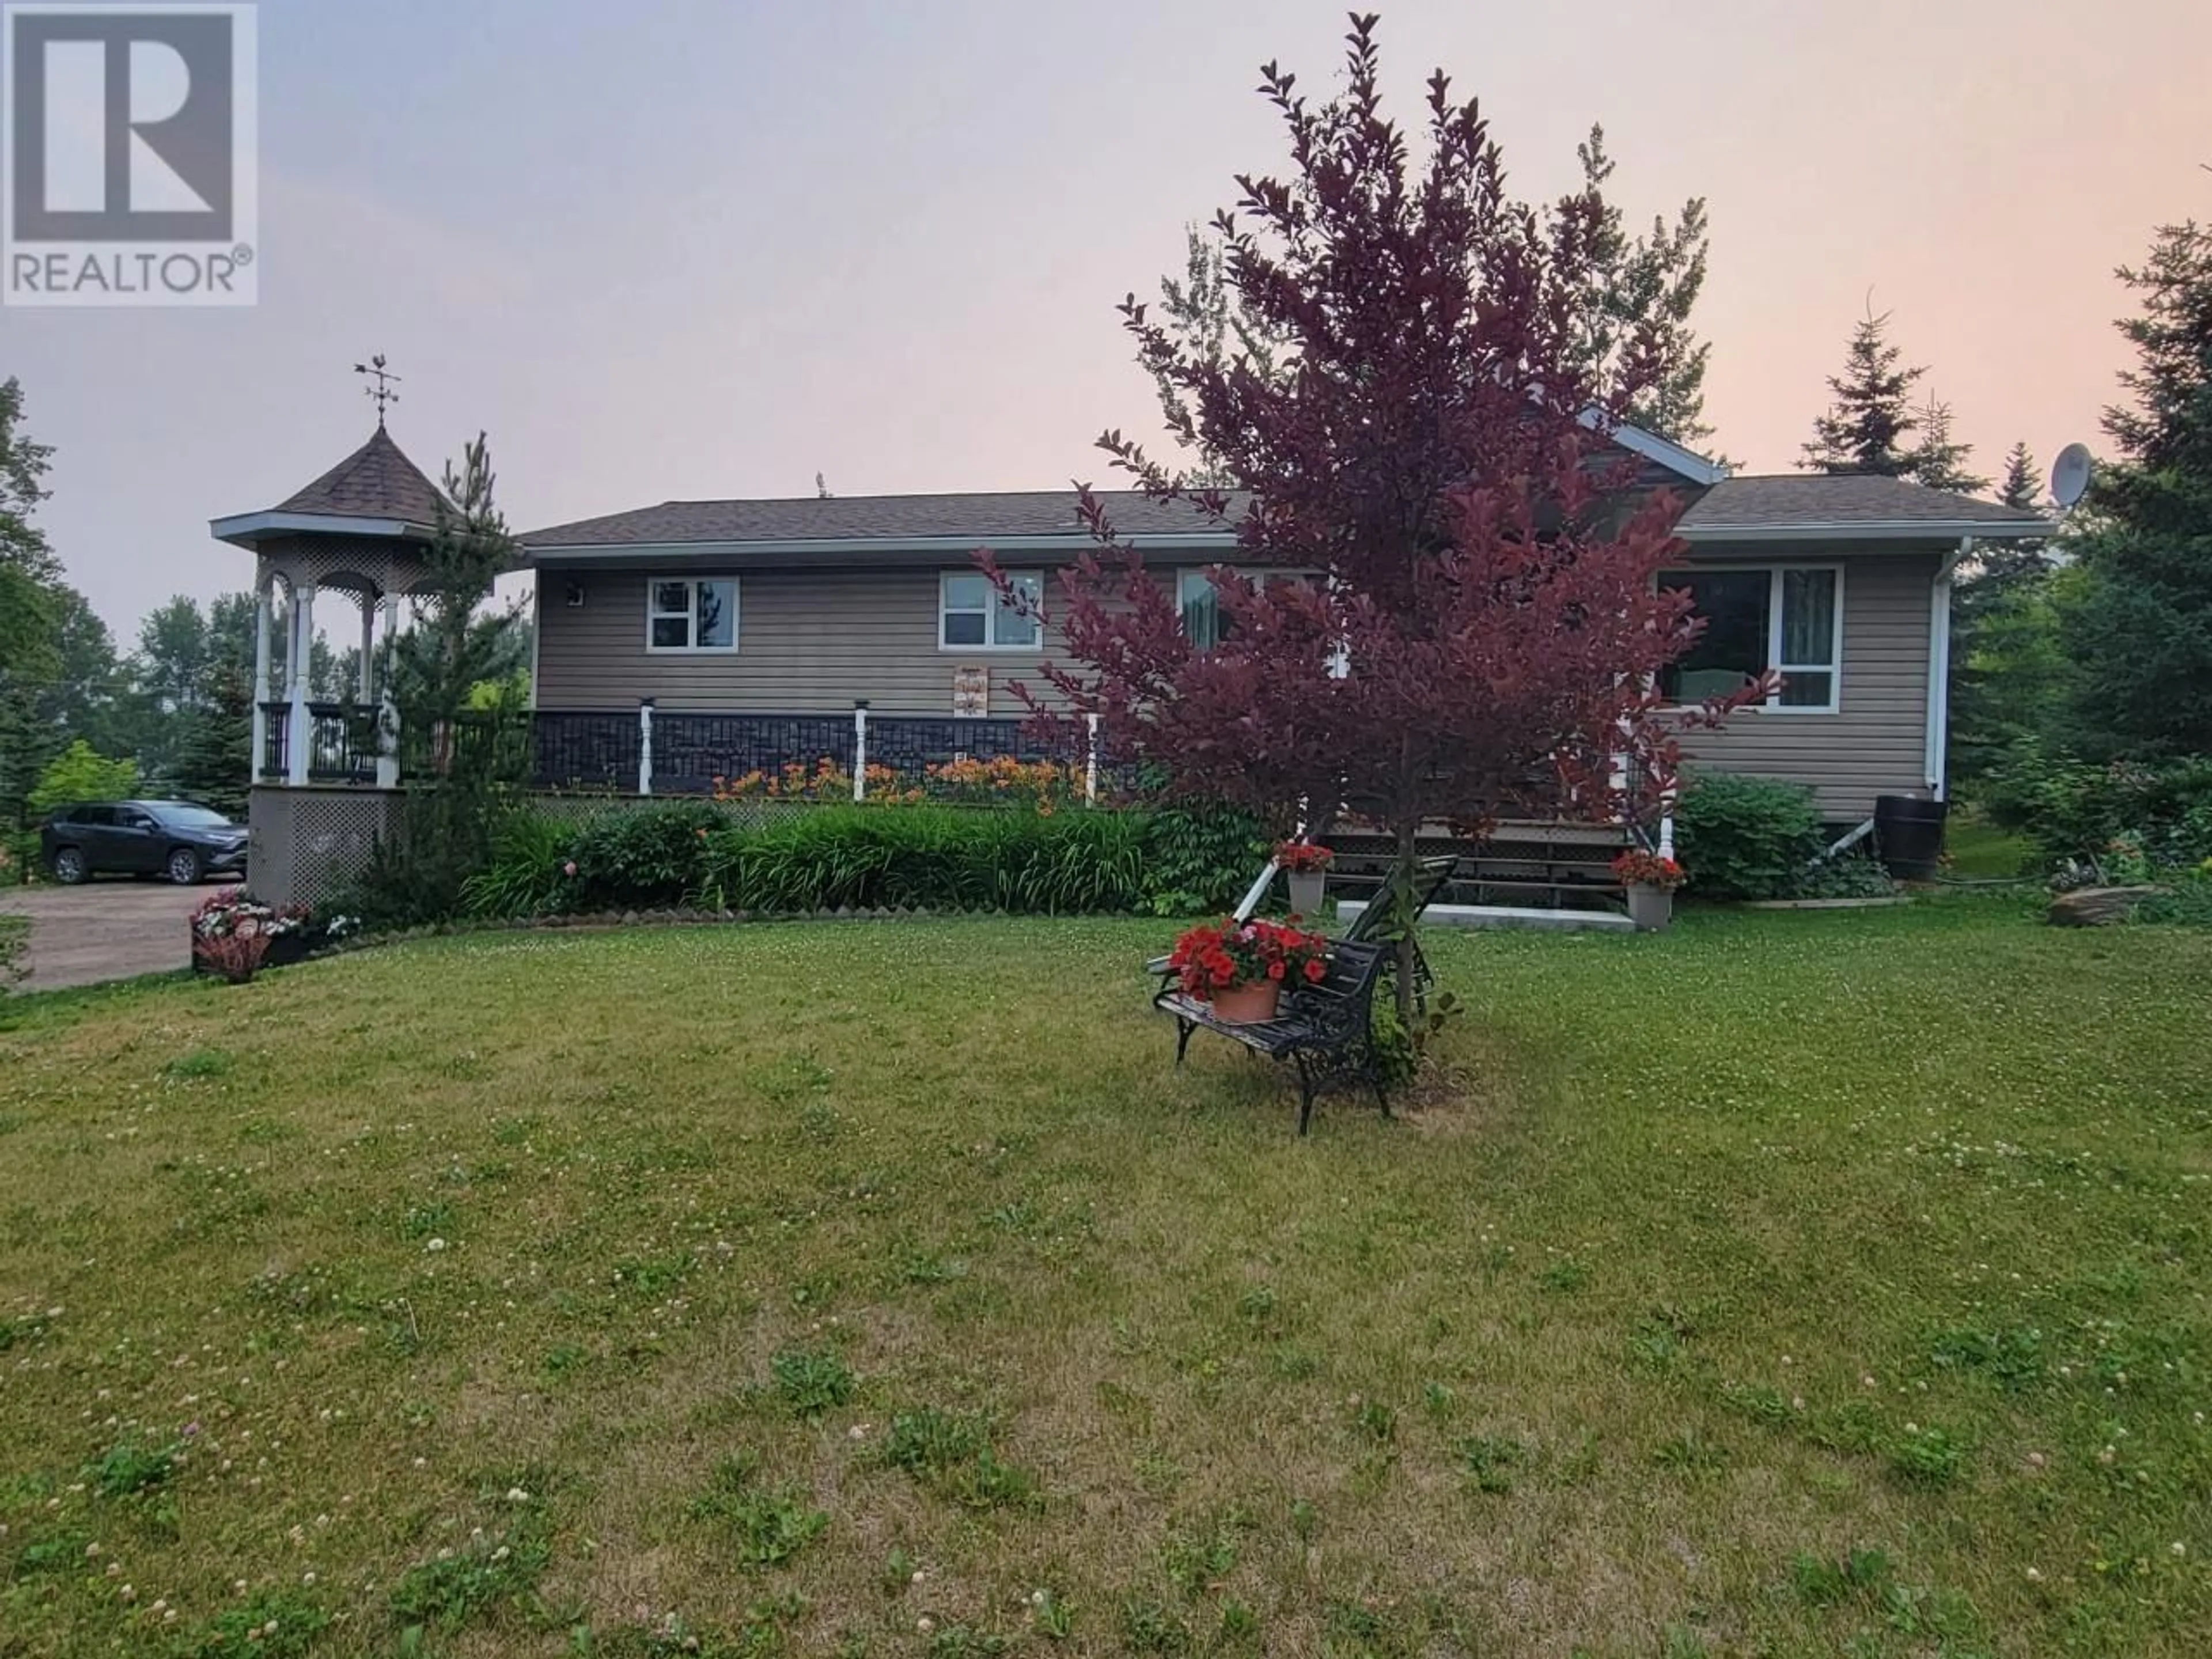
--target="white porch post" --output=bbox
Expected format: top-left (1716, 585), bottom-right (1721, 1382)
top-left (1084, 712), bottom-right (1100, 806)
top-left (379, 594), bottom-right (400, 694)
top-left (249, 583), bottom-right (273, 783)
top-left (852, 703), bottom-right (869, 802)
top-left (376, 594), bottom-right (402, 788)
top-left (286, 583), bottom-right (316, 786)
top-left (638, 699), bottom-right (654, 796)
top-left (357, 594), bottom-right (376, 702)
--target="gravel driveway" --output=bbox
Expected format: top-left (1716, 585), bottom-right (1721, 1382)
top-left (0, 878), bottom-right (234, 992)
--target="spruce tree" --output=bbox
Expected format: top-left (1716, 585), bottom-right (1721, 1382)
top-left (1560, 126), bottom-right (1717, 449)
top-left (347, 434), bottom-right (529, 923)
top-left (1908, 398), bottom-right (1989, 494)
top-left (2059, 220), bottom-right (2212, 758)
top-left (1998, 441), bottom-right (2041, 511)
top-left (1951, 440), bottom-right (2060, 783)
top-left (1147, 225), bottom-right (1289, 489)
top-left (1800, 309), bottom-right (1926, 475)
top-left (170, 666), bottom-right (252, 820)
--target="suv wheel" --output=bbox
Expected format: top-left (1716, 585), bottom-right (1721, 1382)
top-left (166, 847), bottom-right (202, 885)
top-left (51, 846), bottom-right (88, 884)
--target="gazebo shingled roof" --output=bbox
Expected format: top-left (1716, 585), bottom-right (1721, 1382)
top-left (272, 426), bottom-right (448, 525)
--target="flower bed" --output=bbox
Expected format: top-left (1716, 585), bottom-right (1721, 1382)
top-left (190, 892), bottom-right (359, 982)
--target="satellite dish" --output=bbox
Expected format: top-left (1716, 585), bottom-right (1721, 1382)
top-left (2051, 443), bottom-right (2093, 507)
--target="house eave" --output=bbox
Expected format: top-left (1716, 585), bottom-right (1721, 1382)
top-left (1580, 411), bottom-right (1731, 486)
top-left (1677, 517), bottom-right (2056, 546)
top-left (518, 532), bottom-right (1241, 566)
top-left (210, 509), bottom-right (435, 550)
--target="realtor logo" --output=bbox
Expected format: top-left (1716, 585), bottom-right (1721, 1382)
top-left (3, 2), bottom-right (257, 306)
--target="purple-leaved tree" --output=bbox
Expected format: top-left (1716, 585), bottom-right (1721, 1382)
top-left (983, 14), bottom-right (1763, 1016)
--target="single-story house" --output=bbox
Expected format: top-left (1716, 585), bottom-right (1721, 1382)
top-left (515, 423), bottom-right (2054, 824)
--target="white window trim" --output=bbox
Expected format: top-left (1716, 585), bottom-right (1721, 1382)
top-left (1658, 562), bottom-right (1844, 715)
top-left (644, 577), bottom-right (741, 654)
top-left (938, 570), bottom-right (1042, 652)
top-left (1764, 563), bottom-right (1844, 715)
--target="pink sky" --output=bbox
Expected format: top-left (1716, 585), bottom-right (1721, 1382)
top-left (5, 0), bottom-right (2208, 638)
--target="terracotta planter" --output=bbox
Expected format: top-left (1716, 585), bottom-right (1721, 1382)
top-left (1208, 979), bottom-right (1282, 1024)
top-left (1626, 882), bottom-right (1675, 932)
top-left (1286, 870), bottom-right (1328, 920)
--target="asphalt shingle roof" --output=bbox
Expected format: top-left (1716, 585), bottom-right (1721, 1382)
top-left (520, 490), bottom-right (1238, 548)
top-left (274, 427), bottom-right (448, 525)
top-left (520, 472), bottom-right (2047, 551)
top-left (1677, 472), bottom-right (2047, 529)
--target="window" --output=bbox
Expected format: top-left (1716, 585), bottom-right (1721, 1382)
top-left (1178, 568), bottom-right (1229, 649)
top-left (1658, 566), bottom-right (1842, 713)
top-left (940, 571), bottom-right (1040, 649)
top-left (646, 578), bottom-right (738, 652)
top-left (156, 804), bottom-right (235, 830)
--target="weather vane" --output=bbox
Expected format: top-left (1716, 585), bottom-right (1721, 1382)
top-left (353, 354), bottom-right (401, 427)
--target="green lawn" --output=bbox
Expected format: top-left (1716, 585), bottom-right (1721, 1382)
top-left (1944, 815), bottom-right (2038, 880)
top-left (1, 902), bottom-right (2207, 1657)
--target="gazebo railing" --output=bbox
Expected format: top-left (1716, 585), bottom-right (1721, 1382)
top-left (304, 703), bottom-right (378, 783)
top-left (258, 701), bottom-right (289, 780)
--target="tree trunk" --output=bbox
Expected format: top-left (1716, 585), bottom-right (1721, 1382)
top-left (1393, 815), bottom-right (1418, 1027)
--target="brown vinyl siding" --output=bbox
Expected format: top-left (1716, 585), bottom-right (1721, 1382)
top-left (535, 550), bottom-right (1940, 822)
top-left (533, 564), bottom-right (1161, 716)
top-left (1673, 551), bottom-right (1937, 821)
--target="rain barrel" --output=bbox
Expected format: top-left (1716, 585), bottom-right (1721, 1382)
top-left (1874, 794), bottom-right (1948, 880)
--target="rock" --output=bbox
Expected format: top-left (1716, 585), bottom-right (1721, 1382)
top-left (2047, 885), bottom-right (2169, 927)
top-left (620, 910), bottom-right (641, 926)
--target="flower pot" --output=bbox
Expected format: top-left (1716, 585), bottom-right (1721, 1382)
top-left (1287, 870), bottom-right (1328, 920)
top-left (1626, 882), bottom-right (1674, 932)
top-left (1209, 980), bottom-right (1282, 1024)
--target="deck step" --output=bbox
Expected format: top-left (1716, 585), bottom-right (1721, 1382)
top-left (1335, 900), bottom-right (1634, 934)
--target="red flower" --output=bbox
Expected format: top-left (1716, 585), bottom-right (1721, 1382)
top-left (1303, 958), bottom-right (1326, 983)
top-left (1611, 849), bottom-right (1685, 891)
top-left (1168, 916), bottom-right (1332, 1002)
top-left (1274, 840), bottom-right (1335, 873)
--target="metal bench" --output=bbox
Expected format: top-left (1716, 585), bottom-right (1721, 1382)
top-left (1154, 938), bottom-right (1392, 1135)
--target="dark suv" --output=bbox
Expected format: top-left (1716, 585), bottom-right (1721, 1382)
top-left (40, 801), bottom-right (248, 885)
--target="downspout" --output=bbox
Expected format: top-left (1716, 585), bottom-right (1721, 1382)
top-left (1923, 538), bottom-right (1969, 801)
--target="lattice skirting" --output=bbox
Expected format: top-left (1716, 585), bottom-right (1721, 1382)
top-left (248, 787), bottom-right (397, 910)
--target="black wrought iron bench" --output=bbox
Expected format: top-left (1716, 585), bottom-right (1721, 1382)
top-left (1154, 938), bottom-right (1392, 1135)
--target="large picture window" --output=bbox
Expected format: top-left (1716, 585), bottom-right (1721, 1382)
top-left (940, 571), bottom-right (1040, 649)
top-left (1659, 566), bottom-right (1841, 713)
top-left (646, 578), bottom-right (738, 652)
